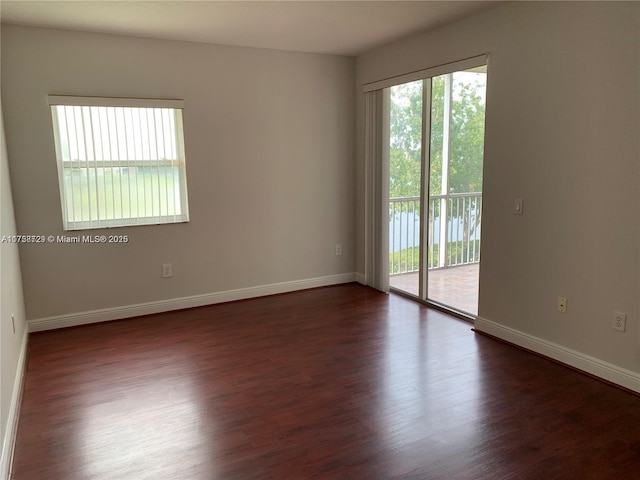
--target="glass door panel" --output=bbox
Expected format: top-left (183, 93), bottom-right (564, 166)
top-left (427, 68), bottom-right (486, 315)
top-left (387, 80), bottom-right (423, 297)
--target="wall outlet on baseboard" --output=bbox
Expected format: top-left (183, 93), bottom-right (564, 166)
top-left (335, 244), bottom-right (342, 256)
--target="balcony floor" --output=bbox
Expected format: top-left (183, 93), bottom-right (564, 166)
top-left (389, 263), bottom-right (479, 315)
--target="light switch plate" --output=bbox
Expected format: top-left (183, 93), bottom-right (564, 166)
top-left (514, 198), bottom-right (523, 215)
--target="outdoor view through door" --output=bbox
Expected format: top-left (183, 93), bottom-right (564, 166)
top-left (387, 66), bottom-right (486, 316)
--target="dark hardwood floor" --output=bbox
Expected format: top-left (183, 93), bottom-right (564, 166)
top-left (11, 284), bottom-right (640, 479)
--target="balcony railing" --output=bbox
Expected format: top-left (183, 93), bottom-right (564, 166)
top-left (389, 193), bottom-right (482, 275)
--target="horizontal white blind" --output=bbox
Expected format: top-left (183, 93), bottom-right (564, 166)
top-left (362, 54), bottom-right (488, 93)
top-left (50, 101), bottom-right (189, 230)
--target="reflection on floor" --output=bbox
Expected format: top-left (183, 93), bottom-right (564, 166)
top-left (12, 284), bottom-right (640, 479)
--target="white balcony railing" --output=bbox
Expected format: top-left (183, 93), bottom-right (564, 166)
top-left (389, 193), bottom-right (482, 275)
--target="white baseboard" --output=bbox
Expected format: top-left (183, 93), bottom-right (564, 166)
top-left (28, 273), bottom-right (358, 332)
top-left (1, 328), bottom-right (28, 480)
top-left (355, 272), bottom-right (366, 285)
top-left (474, 316), bottom-right (640, 394)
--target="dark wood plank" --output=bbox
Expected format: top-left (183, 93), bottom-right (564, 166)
top-left (11, 284), bottom-right (640, 479)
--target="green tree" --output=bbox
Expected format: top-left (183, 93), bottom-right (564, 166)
top-left (447, 75), bottom-right (486, 194)
top-left (389, 81), bottom-right (423, 199)
top-left (389, 74), bottom-right (485, 198)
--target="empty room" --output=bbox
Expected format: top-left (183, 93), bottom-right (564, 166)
top-left (1, 1), bottom-right (639, 479)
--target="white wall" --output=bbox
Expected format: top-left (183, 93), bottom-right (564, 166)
top-left (1, 25), bottom-right (355, 321)
top-left (356, 2), bottom-right (640, 378)
top-left (0, 94), bottom-right (28, 476)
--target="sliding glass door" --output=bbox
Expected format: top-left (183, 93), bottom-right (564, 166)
top-left (387, 66), bottom-right (486, 316)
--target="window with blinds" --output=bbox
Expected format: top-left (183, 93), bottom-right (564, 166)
top-left (48, 95), bottom-right (190, 230)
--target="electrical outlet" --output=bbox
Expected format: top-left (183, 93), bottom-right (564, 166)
top-left (612, 311), bottom-right (626, 332)
top-left (162, 263), bottom-right (173, 278)
top-left (335, 244), bottom-right (342, 256)
top-left (557, 297), bottom-right (567, 314)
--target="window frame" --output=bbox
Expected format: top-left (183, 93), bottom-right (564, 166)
top-left (48, 95), bottom-right (190, 231)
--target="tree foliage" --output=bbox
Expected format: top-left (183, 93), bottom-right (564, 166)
top-left (446, 74), bottom-right (486, 194)
top-left (389, 73), bottom-right (486, 199)
top-left (389, 81), bottom-right (423, 198)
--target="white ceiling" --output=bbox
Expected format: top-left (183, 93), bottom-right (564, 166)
top-left (0, 1), bottom-right (501, 56)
